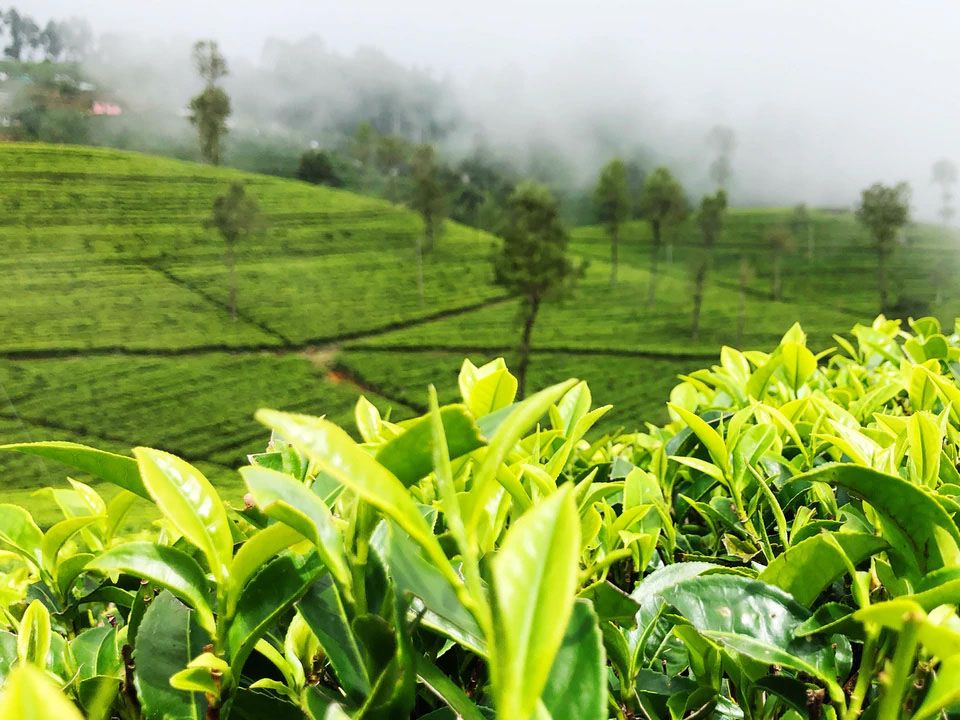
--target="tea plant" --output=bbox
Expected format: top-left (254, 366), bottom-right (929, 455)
top-left (1, 318), bottom-right (960, 719)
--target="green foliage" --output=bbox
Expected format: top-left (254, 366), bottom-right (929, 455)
top-left (637, 167), bottom-right (688, 305)
top-left (593, 158), bottom-right (631, 286)
top-left (189, 41), bottom-right (231, 165)
top-left (297, 150), bottom-right (344, 187)
top-left (690, 190), bottom-right (727, 339)
top-left (409, 144), bottom-right (447, 251)
top-left (1, 319), bottom-right (960, 718)
top-left (189, 86), bottom-right (231, 166)
top-left (207, 181), bottom-right (263, 320)
top-left (856, 181), bottom-right (911, 311)
top-left (492, 182), bottom-right (580, 395)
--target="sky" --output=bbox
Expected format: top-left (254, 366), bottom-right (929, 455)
top-left (25, 0), bottom-right (960, 218)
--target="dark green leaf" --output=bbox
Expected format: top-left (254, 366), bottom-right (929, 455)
top-left (86, 542), bottom-right (215, 634)
top-left (371, 521), bottom-right (484, 655)
top-left (663, 574), bottom-right (846, 695)
top-left (226, 550), bottom-right (324, 671)
top-left (802, 463), bottom-right (960, 575)
top-left (297, 575), bottom-right (371, 701)
top-left (134, 592), bottom-right (209, 720)
top-left (759, 532), bottom-right (888, 606)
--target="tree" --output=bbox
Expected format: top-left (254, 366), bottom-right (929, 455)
top-left (3, 8), bottom-right (26, 60)
top-left (350, 122), bottom-right (377, 172)
top-left (766, 225), bottom-right (795, 301)
top-left (624, 160), bottom-right (646, 219)
top-left (638, 167), bottom-right (688, 306)
top-left (708, 125), bottom-right (736, 189)
top-left (493, 183), bottom-right (579, 397)
top-left (39, 20), bottom-right (63, 61)
top-left (452, 176), bottom-right (485, 232)
top-left (594, 158), bottom-right (631, 286)
top-left (690, 190), bottom-right (727, 340)
top-left (188, 40), bottom-right (231, 165)
top-left (409, 144), bottom-right (446, 252)
top-left (376, 134), bottom-right (411, 201)
top-left (790, 203), bottom-right (814, 259)
top-left (451, 152), bottom-right (515, 231)
top-left (737, 257), bottom-right (754, 345)
top-left (297, 149), bottom-right (343, 187)
top-left (856, 182), bottom-right (910, 312)
top-left (22, 14), bottom-right (38, 59)
top-left (206, 182), bottom-right (261, 321)
top-left (932, 159), bottom-right (957, 227)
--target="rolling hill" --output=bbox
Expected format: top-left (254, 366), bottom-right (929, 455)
top-left (1, 142), bottom-right (957, 522)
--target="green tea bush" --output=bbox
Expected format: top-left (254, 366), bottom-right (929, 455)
top-left (1, 317), bottom-right (960, 719)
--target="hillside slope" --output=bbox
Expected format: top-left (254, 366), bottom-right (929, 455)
top-left (336, 209), bottom-right (960, 426)
top-left (0, 143), bottom-right (502, 519)
top-left (2, 143), bottom-right (958, 521)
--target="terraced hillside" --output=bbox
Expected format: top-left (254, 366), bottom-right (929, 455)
top-left (2, 142), bottom-right (958, 522)
top-left (0, 143), bottom-right (502, 521)
top-left (338, 210), bottom-right (960, 424)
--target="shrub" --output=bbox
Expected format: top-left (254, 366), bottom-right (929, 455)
top-left (1, 317), bottom-right (960, 719)
top-left (297, 149), bottom-right (344, 188)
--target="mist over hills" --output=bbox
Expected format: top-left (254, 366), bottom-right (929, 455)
top-left (16, 0), bottom-right (960, 220)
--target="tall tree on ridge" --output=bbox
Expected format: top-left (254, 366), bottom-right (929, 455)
top-left (189, 40), bottom-right (231, 165)
top-left (493, 183), bottom-right (580, 397)
top-left (690, 190), bottom-right (727, 341)
top-left (206, 182), bottom-right (262, 321)
top-left (856, 182), bottom-right (910, 313)
top-left (638, 167), bottom-right (688, 306)
top-left (593, 158), bottom-right (631, 287)
top-left (766, 225), bottom-right (795, 302)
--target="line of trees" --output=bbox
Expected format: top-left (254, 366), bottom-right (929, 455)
top-left (184, 38), bottom-right (925, 366)
top-left (0, 7), bottom-right (92, 62)
top-left (587, 147), bottom-right (923, 340)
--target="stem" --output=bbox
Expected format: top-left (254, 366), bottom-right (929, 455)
top-left (578, 547), bottom-right (634, 584)
top-left (647, 221), bottom-right (661, 307)
top-left (416, 234), bottom-right (425, 306)
top-left (516, 296), bottom-right (540, 399)
top-left (845, 632), bottom-right (878, 720)
top-left (610, 223), bottom-right (619, 287)
top-left (877, 619), bottom-right (921, 720)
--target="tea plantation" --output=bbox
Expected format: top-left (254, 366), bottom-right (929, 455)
top-left (1, 142), bottom-right (958, 522)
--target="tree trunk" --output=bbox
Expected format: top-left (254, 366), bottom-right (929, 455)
top-left (226, 237), bottom-right (237, 321)
top-left (610, 223), bottom-right (619, 287)
top-left (691, 262), bottom-right (707, 341)
top-left (416, 234), bottom-right (425, 305)
top-left (424, 213), bottom-right (435, 252)
top-left (737, 286), bottom-right (747, 345)
top-left (878, 243), bottom-right (889, 312)
top-left (772, 252), bottom-right (782, 301)
top-left (516, 297), bottom-right (541, 399)
top-left (647, 220), bottom-right (661, 306)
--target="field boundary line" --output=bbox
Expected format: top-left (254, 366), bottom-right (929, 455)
top-left (144, 262), bottom-right (294, 344)
top-left (327, 360), bottom-right (428, 414)
top-left (0, 295), bottom-right (514, 360)
top-left (341, 343), bottom-right (718, 362)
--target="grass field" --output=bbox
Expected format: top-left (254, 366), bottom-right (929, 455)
top-left (2, 141), bottom-right (958, 522)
